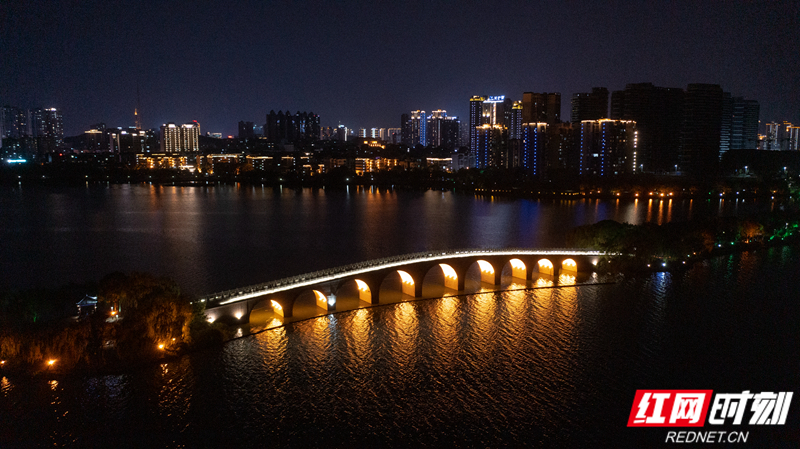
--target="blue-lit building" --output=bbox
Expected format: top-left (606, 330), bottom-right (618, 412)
top-left (475, 124), bottom-right (505, 169)
top-left (578, 119), bottom-right (638, 176)
top-left (521, 123), bottom-right (548, 177)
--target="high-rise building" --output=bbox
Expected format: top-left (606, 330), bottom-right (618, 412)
top-left (729, 98), bottom-right (760, 150)
top-left (522, 92), bottom-right (561, 125)
top-left (400, 113), bottom-right (411, 146)
top-left (720, 92), bottom-right (733, 158)
top-left (387, 128), bottom-right (402, 144)
top-left (410, 110), bottom-right (426, 146)
top-left (426, 111), bottom-right (459, 148)
top-left (680, 84), bottom-right (724, 174)
top-left (767, 121), bottom-right (800, 151)
top-left (521, 123), bottom-right (548, 177)
top-left (547, 122), bottom-right (576, 175)
top-left (578, 119), bottom-right (638, 176)
top-left (29, 107), bottom-right (64, 154)
top-left (109, 127), bottom-right (157, 153)
top-left (482, 96), bottom-right (512, 127)
top-left (610, 83), bottom-right (683, 173)
top-left (469, 96), bottom-right (485, 153)
top-left (160, 121), bottom-right (200, 153)
top-left (475, 124), bottom-right (505, 168)
top-left (265, 110), bottom-right (319, 143)
top-left (509, 101), bottom-right (523, 140)
top-left (1, 106), bottom-right (28, 139)
top-left (571, 87), bottom-right (609, 123)
top-left (440, 117), bottom-right (460, 150)
top-left (369, 128), bottom-right (386, 140)
top-left (29, 107), bottom-right (64, 142)
top-left (181, 122), bottom-right (200, 152)
top-left (426, 110), bottom-right (447, 147)
top-left (787, 125), bottom-right (800, 151)
top-left (161, 123), bottom-right (180, 153)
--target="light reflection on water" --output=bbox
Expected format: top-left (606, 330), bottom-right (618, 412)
top-left (1, 249), bottom-right (799, 447)
top-left (0, 185), bottom-right (780, 293)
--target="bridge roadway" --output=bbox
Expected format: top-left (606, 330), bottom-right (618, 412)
top-left (200, 248), bottom-right (606, 323)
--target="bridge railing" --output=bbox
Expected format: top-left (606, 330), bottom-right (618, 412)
top-left (199, 247), bottom-right (604, 305)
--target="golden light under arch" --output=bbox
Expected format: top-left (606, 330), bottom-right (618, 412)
top-left (439, 263), bottom-right (459, 290)
top-left (474, 260), bottom-right (496, 284)
top-left (354, 279), bottom-right (372, 302)
top-left (509, 258), bottom-right (527, 279)
top-left (396, 270), bottom-right (416, 296)
top-left (538, 258), bottom-right (554, 276)
top-left (313, 290), bottom-right (329, 309)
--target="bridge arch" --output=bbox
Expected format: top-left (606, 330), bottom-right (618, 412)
top-left (505, 258), bottom-right (527, 280)
top-left (332, 278), bottom-right (376, 312)
top-left (537, 258), bottom-right (554, 276)
top-left (378, 269), bottom-right (421, 303)
top-left (249, 298), bottom-right (274, 324)
top-left (419, 263), bottom-right (463, 298)
top-left (291, 289), bottom-right (333, 319)
top-left (396, 270), bottom-right (416, 296)
top-left (464, 259), bottom-right (501, 288)
top-left (561, 258), bottom-right (578, 273)
top-left (436, 263), bottom-right (460, 291)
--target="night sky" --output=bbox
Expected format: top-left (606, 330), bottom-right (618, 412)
top-left (2, 1), bottom-right (798, 137)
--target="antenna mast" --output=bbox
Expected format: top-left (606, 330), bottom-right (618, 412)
top-left (134, 82), bottom-right (142, 130)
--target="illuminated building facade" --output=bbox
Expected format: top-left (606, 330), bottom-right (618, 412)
top-left (30, 107), bottom-right (64, 142)
top-left (475, 124), bottom-right (505, 168)
top-left (482, 96), bottom-right (512, 127)
top-left (788, 125), bottom-right (800, 151)
top-left (578, 119), bottom-right (638, 176)
top-left (521, 123), bottom-right (548, 177)
top-left (135, 153), bottom-right (189, 169)
top-left (410, 110), bottom-right (426, 146)
top-left (765, 121), bottom-right (797, 151)
top-left (729, 98), bottom-right (760, 150)
top-left (469, 96), bottom-right (485, 153)
top-left (422, 110), bottom-right (459, 149)
top-left (160, 121), bottom-right (200, 153)
top-left (509, 101), bottom-right (523, 140)
top-left (30, 107), bottom-right (64, 154)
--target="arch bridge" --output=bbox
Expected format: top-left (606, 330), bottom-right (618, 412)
top-left (200, 248), bottom-right (605, 324)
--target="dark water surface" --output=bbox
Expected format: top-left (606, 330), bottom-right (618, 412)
top-left (0, 184), bottom-right (777, 295)
top-left (1, 248), bottom-right (799, 447)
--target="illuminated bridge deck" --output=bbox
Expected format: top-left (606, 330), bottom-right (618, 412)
top-left (200, 248), bottom-right (608, 322)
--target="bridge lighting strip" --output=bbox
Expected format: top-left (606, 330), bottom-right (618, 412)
top-left (216, 250), bottom-right (604, 306)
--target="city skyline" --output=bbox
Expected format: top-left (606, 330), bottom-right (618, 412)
top-left (2, 1), bottom-right (798, 136)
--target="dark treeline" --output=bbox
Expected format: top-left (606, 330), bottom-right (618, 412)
top-left (566, 210), bottom-right (800, 272)
top-left (0, 273), bottom-right (227, 375)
